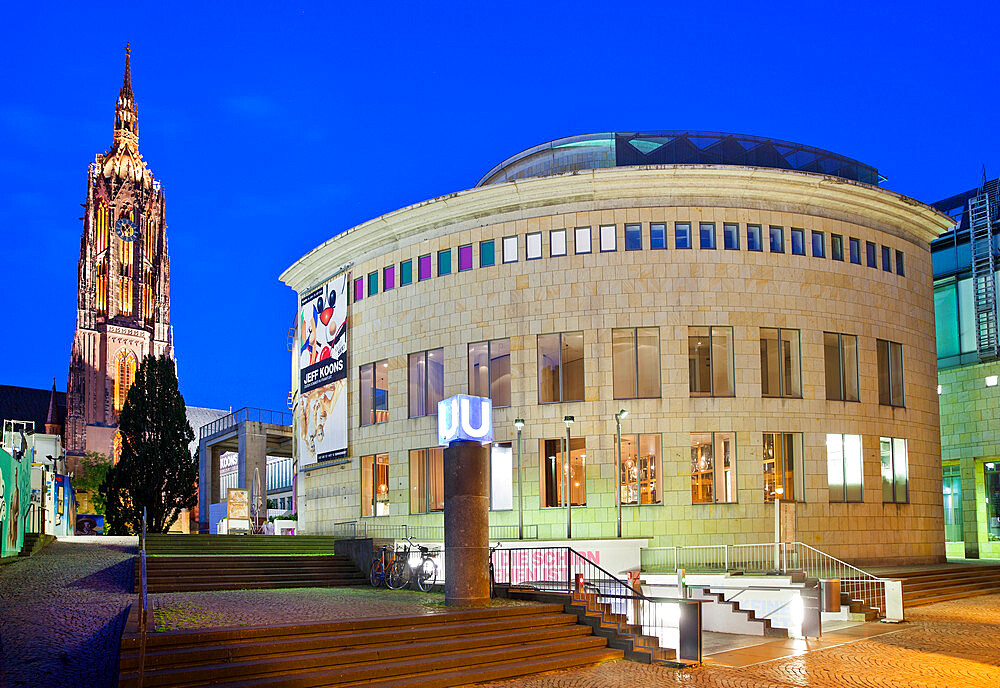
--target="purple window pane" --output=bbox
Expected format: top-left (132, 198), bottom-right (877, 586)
top-left (384, 265), bottom-right (395, 290)
top-left (458, 245), bottom-right (473, 271)
top-left (418, 254), bottom-right (432, 281)
top-left (354, 277), bottom-right (364, 302)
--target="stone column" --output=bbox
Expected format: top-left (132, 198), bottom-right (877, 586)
top-left (444, 440), bottom-right (489, 606)
top-left (961, 455), bottom-right (980, 559)
top-left (239, 421), bottom-right (268, 524)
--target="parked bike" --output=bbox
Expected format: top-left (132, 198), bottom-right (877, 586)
top-left (369, 544), bottom-right (393, 587)
top-left (387, 537), bottom-right (439, 592)
top-left (489, 541), bottom-right (502, 598)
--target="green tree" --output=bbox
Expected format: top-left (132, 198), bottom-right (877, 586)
top-left (74, 451), bottom-right (112, 515)
top-left (99, 355), bottom-right (195, 534)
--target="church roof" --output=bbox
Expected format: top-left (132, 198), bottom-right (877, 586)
top-left (0, 384), bottom-right (67, 431)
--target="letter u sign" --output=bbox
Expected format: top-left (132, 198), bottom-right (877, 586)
top-left (438, 394), bottom-right (493, 445)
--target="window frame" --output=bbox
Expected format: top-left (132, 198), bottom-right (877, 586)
top-left (612, 327), bottom-right (661, 400)
top-left (353, 277), bottom-right (364, 303)
top-left (359, 359), bottom-right (389, 426)
top-left (418, 254), bottom-right (432, 281)
top-left (550, 229), bottom-right (567, 257)
top-left (599, 224), bottom-right (617, 252)
top-left (383, 264), bottom-right (396, 290)
top-left (831, 234), bottom-right (844, 261)
top-left (747, 224), bottom-right (763, 252)
top-left (438, 248), bottom-right (452, 276)
top-left (650, 223), bottom-right (667, 250)
top-left (723, 223), bottom-right (740, 250)
top-left (811, 230), bottom-right (825, 258)
top-left (400, 259), bottom-right (413, 286)
top-left (866, 241), bottom-right (877, 268)
top-left (790, 228), bottom-right (805, 256)
top-left (408, 348), bottom-right (444, 418)
top-left (881, 245), bottom-right (892, 272)
top-left (537, 331), bottom-right (585, 403)
top-left (574, 226), bottom-right (592, 254)
top-left (526, 232), bottom-right (543, 260)
top-left (877, 339), bottom-right (905, 407)
top-left (823, 332), bottom-right (860, 402)
top-left (759, 327), bottom-right (802, 399)
top-left (468, 338), bottom-right (511, 408)
top-left (688, 325), bottom-right (735, 398)
top-left (895, 250), bottom-right (905, 276)
top-left (769, 226), bottom-right (785, 253)
top-left (880, 437), bottom-right (909, 504)
top-left (690, 431), bottom-right (737, 504)
top-left (699, 222), bottom-right (717, 250)
top-left (409, 446), bottom-right (445, 514)
top-left (763, 432), bottom-right (804, 502)
top-left (617, 433), bottom-right (662, 505)
top-left (458, 244), bottom-right (473, 272)
top-left (539, 437), bottom-right (587, 508)
top-left (675, 222), bottom-right (692, 250)
top-left (361, 453), bottom-right (390, 517)
top-left (827, 433), bottom-right (863, 503)
top-left (367, 271), bottom-right (379, 297)
top-left (502, 235), bottom-right (519, 264)
top-left (480, 240), bottom-right (496, 267)
top-left (849, 237), bottom-right (861, 264)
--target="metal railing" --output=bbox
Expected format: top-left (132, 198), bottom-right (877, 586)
top-left (641, 541), bottom-right (900, 619)
top-left (493, 547), bottom-right (701, 665)
top-left (138, 507), bottom-right (148, 688)
top-left (331, 521), bottom-right (538, 541)
top-left (199, 407), bottom-right (293, 439)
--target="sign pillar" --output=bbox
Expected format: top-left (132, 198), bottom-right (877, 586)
top-left (439, 395), bottom-right (492, 606)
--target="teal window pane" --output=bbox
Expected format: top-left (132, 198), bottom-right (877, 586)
top-left (438, 249), bottom-right (452, 276)
top-left (958, 278), bottom-right (976, 354)
top-left (400, 259), bottom-right (413, 286)
top-left (934, 284), bottom-right (958, 358)
top-left (480, 240), bottom-right (495, 267)
top-left (367, 271), bottom-right (378, 297)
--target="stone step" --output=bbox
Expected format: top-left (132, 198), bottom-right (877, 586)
top-left (144, 579), bottom-right (367, 593)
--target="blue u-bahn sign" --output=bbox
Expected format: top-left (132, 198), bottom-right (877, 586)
top-left (438, 394), bottom-right (493, 445)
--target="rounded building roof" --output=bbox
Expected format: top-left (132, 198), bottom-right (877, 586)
top-left (476, 131), bottom-right (883, 187)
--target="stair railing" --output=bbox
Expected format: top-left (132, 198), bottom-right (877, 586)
top-left (492, 546), bottom-right (702, 665)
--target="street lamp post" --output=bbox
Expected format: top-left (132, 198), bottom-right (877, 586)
top-left (514, 418), bottom-right (525, 540)
top-left (564, 416), bottom-right (574, 539)
top-left (773, 486), bottom-right (783, 572)
top-left (614, 409), bottom-right (628, 538)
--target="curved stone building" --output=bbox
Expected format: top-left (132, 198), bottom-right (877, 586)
top-left (282, 132), bottom-right (954, 565)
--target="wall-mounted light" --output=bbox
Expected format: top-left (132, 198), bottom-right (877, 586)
top-left (937, 384), bottom-right (943, 395)
top-left (986, 376), bottom-right (998, 388)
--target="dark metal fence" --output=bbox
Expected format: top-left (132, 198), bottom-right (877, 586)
top-left (199, 407), bottom-right (293, 439)
top-left (331, 521), bottom-right (537, 541)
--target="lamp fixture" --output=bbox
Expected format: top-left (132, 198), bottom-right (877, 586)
top-left (563, 415), bottom-right (575, 427)
top-left (514, 418), bottom-right (525, 430)
top-left (617, 409), bottom-right (628, 420)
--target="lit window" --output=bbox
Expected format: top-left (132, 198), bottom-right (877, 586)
top-left (600, 224), bottom-right (617, 252)
top-left (113, 350), bottom-right (137, 418)
top-left (650, 223), bottom-right (666, 250)
top-left (438, 249), bottom-right (452, 276)
top-left (490, 442), bottom-right (513, 510)
top-left (625, 224), bottom-right (642, 251)
top-left (675, 222), bottom-right (692, 249)
top-left (526, 232), bottom-right (542, 260)
top-left (769, 226), bottom-right (784, 253)
top-left (408, 348), bottom-right (444, 417)
top-left (537, 331), bottom-right (584, 403)
top-left (723, 223), bottom-right (739, 250)
top-left (468, 339), bottom-right (511, 407)
top-left (502, 236), bottom-right (518, 263)
top-left (540, 437), bottom-right (586, 507)
top-left (480, 240), bottom-right (495, 267)
top-left (361, 453), bottom-right (390, 517)
top-left (760, 328), bottom-right (801, 398)
top-left (410, 447), bottom-right (444, 513)
top-left (831, 234), bottom-right (844, 261)
top-left (812, 231), bottom-right (825, 258)
top-left (574, 227), bottom-right (592, 254)
top-left (699, 223), bottom-right (716, 249)
top-left (747, 224), bottom-right (763, 252)
top-left (827, 434), bottom-right (863, 502)
top-left (458, 244), bottom-right (473, 272)
top-left (618, 434), bottom-right (661, 505)
top-left (877, 339), bottom-right (905, 407)
top-left (550, 229), bottom-right (567, 257)
top-left (690, 432), bottom-right (736, 504)
top-left (612, 327), bottom-right (660, 399)
top-left (359, 360), bottom-right (389, 425)
top-left (790, 228), bottom-right (805, 255)
top-left (880, 437), bottom-right (908, 504)
top-left (763, 432), bottom-right (803, 502)
top-left (688, 326), bottom-right (734, 397)
top-left (824, 332), bottom-right (859, 401)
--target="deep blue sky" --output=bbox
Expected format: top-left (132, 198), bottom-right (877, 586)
top-left (2, 1), bottom-right (998, 411)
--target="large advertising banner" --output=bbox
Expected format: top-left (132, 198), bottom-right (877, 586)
top-left (297, 272), bottom-right (348, 467)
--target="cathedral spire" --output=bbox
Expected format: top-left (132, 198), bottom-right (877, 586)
top-left (113, 43), bottom-right (139, 148)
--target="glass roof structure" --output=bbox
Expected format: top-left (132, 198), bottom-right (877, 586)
top-left (477, 131), bottom-right (883, 187)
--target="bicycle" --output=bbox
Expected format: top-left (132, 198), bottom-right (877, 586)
top-left (386, 537), bottom-right (439, 592)
top-left (369, 544), bottom-right (393, 587)
top-left (489, 541), bottom-right (502, 598)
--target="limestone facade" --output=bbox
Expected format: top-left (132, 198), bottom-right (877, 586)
top-left (282, 166), bottom-right (954, 566)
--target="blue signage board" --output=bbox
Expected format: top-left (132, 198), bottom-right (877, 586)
top-left (438, 394), bottom-right (493, 445)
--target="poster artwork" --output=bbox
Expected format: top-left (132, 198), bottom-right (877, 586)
top-left (227, 488), bottom-right (250, 520)
top-left (297, 272), bottom-right (348, 467)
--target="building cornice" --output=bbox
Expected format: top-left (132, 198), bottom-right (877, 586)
top-left (280, 165), bottom-right (955, 292)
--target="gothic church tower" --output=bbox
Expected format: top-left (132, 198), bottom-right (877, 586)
top-left (66, 46), bottom-right (172, 460)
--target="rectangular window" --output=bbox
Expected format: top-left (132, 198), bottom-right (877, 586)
top-left (468, 338), bottom-right (511, 407)
top-left (540, 437), bottom-right (586, 507)
top-left (480, 240), bottom-right (495, 267)
top-left (866, 241), bottom-right (877, 268)
top-left (723, 223), bottom-right (739, 250)
top-left (831, 234), bottom-right (844, 261)
top-left (600, 224), bottom-right (617, 252)
top-left (359, 360), bottom-right (389, 425)
top-left (458, 244), bottom-right (473, 272)
top-left (747, 224), bottom-right (763, 252)
top-left (650, 223), bottom-right (667, 250)
top-left (400, 259), bottom-right (413, 286)
top-left (418, 254), bottom-right (432, 281)
top-left (688, 326), bottom-right (735, 397)
top-left (537, 331), bottom-right (584, 403)
top-left (361, 453), bottom-right (390, 517)
top-left (490, 442), bottom-right (513, 510)
top-left (769, 226), bottom-right (785, 253)
top-left (812, 231), bottom-right (825, 258)
top-left (383, 265), bottom-right (396, 291)
top-left (760, 328), bottom-right (801, 398)
top-left (691, 432), bottom-right (736, 504)
top-left (985, 463), bottom-right (1000, 541)
top-left (824, 332), bottom-right (859, 402)
top-left (895, 250), bottom-right (905, 276)
top-left (526, 232), bottom-right (542, 260)
top-left (827, 434), bottom-right (863, 503)
top-left (367, 271), bottom-right (378, 297)
top-left (790, 228), bottom-right (805, 255)
top-left (353, 277), bottom-right (364, 302)
top-left (410, 447), bottom-right (445, 513)
top-left (574, 226), bottom-right (592, 254)
top-left (502, 236), bottom-right (518, 263)
top-left (675, 222), bottom-right (692, 249)
top-left (763, 432), bottom-right (803, 502)
top-left (625, 223), bottom-right (642, 251)
top-left (877, 339), bottom-right (905, 407)
top-left (881, 246), bottom-right (891, 272)
top-left (408, 348), bottom-right (444, 417)
top-left (880, 437), bottom-right (908, 504)
top-left (699, 222), bottom-right (716, 249)
top-left (943, 463), bottom-right (963, 542)
top-left (438, 249), bottom-right (452, 276)
top-left (849, 238), bottom-right (861, 264)
top-left (618, 434), bottom-right (662, 505)
top-left (551, 229), bottom-right (567, 257)
top-left (612, 327), bottom-right (660, 399)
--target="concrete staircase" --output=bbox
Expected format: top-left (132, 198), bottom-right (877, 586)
top-left (18, 533), bottom-right (55, 557)
top-left (146, 534), bottom-right (341, 556)
top-left (117, 603), bottom-right (621, 687)
top-left (135, 554), bottom-right (367, 593)
top-left (890, 564), bottom-right (1000, 607)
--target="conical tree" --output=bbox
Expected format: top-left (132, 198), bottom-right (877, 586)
top-left (100, 355), bottom-right (195, 534)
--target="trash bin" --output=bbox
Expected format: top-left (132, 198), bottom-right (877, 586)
top-left (820, 579), bottom-right (841, 613)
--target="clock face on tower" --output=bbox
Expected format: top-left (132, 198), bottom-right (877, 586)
top-left (114, 217), bottom-right (138, 242)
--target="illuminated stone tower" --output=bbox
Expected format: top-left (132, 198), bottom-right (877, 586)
top-left (66, 45), bottom-right (172, 460)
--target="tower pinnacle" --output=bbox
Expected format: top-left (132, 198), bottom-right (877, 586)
top-left (114, 43), bottom-right (138, 147)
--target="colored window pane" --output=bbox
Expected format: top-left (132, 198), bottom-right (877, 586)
top-left (831, 234), bottom-right (844, 261)
top-left (551, 229), bottom-right (567, 256)
top-left (480, 240), bottom-right (495, 267)
top-left (849, 238), bottom-right (861, 264)
top-left (812, 231), bottom-right (825, 258)
top-left (438, 249), bottom-right (451, 276)
top-left (354, 277), bottom-right (364, 302)
top-left (895, 250), bottom-right (905, 276)
top-left (625, 223), bottom-right (642, 250)
top-left (418, 254), bottom-right (432, 281)
top-left (367, 271), bottom-right (378, 297)
top-left (675, 223), bottom-right (691, 249)
top-left (723, 223), bottom-right (739, 250)
top-left (699, 223), bottom-right (716, 249)
top-left (400, 260), bottom-right (413, 286)
top-left (526, 232), bottom-right (542, 260)
top-left (881, 246), bottom-right (891, 272)
top-left (458, 244), bottom-right (473, 271)
top-left (747, 225), bottom-right (762, 251)
top-left (769, 226), bottom-right (784, 253)
top-left (383, 265), bottom-right (395, 291)
top-left (790, 228), bottom-right (805, 255)
top-left (650, 223), bottom-right (666, 250)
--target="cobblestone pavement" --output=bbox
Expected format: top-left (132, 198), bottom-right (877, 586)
top-left (152, 587), bottom-right (530, 631)
top-left (0, 536), bottom-right (138, 688)
top-left (478, 593), bottom-right (1000, 688)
